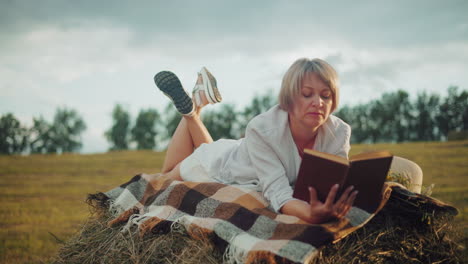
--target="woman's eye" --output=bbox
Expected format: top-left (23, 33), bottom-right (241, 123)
top-left (321, 92), bottom-right (331, 100)
top-left (302, 91), bottom-right (312, 97)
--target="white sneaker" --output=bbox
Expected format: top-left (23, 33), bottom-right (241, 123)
top-left (192, 67), bottom-right (222, 107)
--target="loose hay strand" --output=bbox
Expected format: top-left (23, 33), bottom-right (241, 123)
top-left (52, 207), bottom-right (223, 264)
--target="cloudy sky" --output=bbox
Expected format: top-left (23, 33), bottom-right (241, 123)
top-left (1, 0), bottom-right (467, 153)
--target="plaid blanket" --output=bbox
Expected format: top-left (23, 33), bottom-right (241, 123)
top-left (98, 173), bottom-right (393, 264)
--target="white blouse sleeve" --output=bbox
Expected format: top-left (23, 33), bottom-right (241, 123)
top-left (321, 116), bottom-right (352, 158)
top-left (332, 123), bottom-right (351, 158)
top-left (243, 124), bottom-right (295, 213)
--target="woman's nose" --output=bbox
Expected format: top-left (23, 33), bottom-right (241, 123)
top-left (311, 94), bottom-right (322, 107)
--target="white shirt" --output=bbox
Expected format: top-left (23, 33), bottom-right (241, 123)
top-left (212, 105), bottom-right (351, 212)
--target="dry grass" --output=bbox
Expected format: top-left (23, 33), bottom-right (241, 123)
top-left (0, 150), bottom-right (165, 263)
top-left (52, 196), bottom-right (222, 264)
top-left (0, 140), bottom-right (467, 263)
top-left (311, 191), bottom-right (466, 264)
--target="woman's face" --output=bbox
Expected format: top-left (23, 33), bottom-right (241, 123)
top-left (290, 72), bottom-right (333, 132)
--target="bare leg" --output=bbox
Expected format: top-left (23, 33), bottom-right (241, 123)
top-left (161, 118), bottom-right (194, 173)
top-left (161, 89), bottom-right (212, 173)
top-left (185, 111), bottom-right (213, 147)
top-left (165, 163), bottom-right (183, 181)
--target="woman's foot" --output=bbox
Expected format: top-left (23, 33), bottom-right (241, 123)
top-left (192, 67), bottom-right (222, 109)
top-left (154, 71), bottom-right (194, 116)
top-left (193, 74), bottom-right (209, 109)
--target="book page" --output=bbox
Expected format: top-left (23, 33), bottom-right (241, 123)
top-left (304, 149), bottom-right (349, 166)
top-left (349, 150), bottom-right (392, 162)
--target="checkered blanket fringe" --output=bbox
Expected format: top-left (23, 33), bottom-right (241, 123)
top-left (93, 173), bottom-right (393, 264)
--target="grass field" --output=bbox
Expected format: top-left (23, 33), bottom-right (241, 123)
top-left (0, 141), bottom-right (467, 263)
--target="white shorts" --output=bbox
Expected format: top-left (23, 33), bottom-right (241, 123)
top-left (179, 139), bottom-right (240, 182)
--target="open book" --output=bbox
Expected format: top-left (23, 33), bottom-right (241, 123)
top-left (292, 149), bottom-right (393, 213)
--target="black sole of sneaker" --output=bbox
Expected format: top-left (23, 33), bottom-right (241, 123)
top-left (154, 71), bottom-right (193, 115)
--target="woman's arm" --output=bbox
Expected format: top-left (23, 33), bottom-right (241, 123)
top-left (243, 120), bottom-right (296, 213)
top-left (280, 184), bottom-right (358, 224)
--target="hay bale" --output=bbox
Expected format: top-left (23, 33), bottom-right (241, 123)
top-left (52, 194), bottom-right (223, 264)
top-left (52, 190), bottom-right (466, 264)
top-left (311, 189), bottom-right (466, 264)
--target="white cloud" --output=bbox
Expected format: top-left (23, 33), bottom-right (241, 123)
top-left (7, 25), bottom-right (139, 82)
top-left (1, 1), bottom-right (467, 153)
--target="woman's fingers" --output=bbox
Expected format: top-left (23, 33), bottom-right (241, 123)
top-left (324, 184), bottom-right (339, 207)
top-left (347, 190), bottom-right (358, 206)
top-left (336, 190), bottom-right (358, 218)
top-left (308, 187), bottom-right (319, 204)
top-left (336, 185), bottom-right (354, 205)
top-left (309, 185), bottom-right (359, 221)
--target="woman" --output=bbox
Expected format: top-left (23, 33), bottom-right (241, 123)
top-left (154, 58), bottom-right (358, 224)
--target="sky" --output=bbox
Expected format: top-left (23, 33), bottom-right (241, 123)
top-left (1, 0), bottom-right (467, 153)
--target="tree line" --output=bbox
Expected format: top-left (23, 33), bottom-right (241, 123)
top-left (1, 86), bottom-right (467, 155)
top-left (0, 108), bottom-right (86, 154)
top-left (335, 86), bottom-right (468, 143)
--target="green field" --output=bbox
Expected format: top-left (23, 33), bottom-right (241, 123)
top-left (0, 141), bottom-right (467, 264)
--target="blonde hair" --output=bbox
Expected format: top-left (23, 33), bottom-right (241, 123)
top-left (278, 58), bottom-right (340, 112)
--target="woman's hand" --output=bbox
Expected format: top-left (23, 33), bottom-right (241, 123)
top-left (280, 184), bottom-right (358, 224)
top-left (307, 184), bottom-right (358, 224)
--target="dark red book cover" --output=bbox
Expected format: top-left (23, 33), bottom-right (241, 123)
top-left (293, 149), bottom-right (393, 213)
top-left (293, 150), bottom-right (349, 203)
top-left (344, 156), bottom-right (393, 212)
